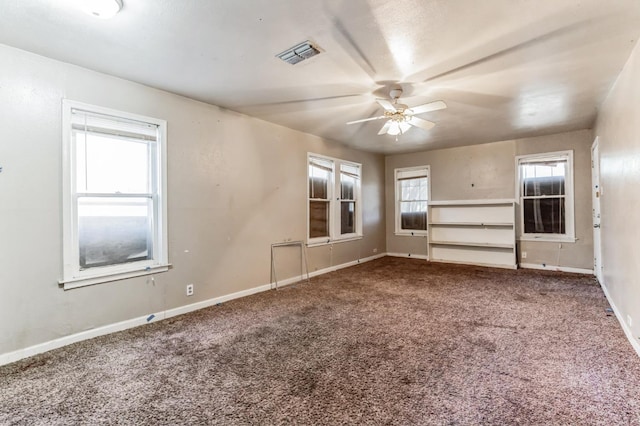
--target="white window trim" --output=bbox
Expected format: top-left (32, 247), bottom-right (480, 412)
top-left (307, 153), bottom-right (362, 246)
top-left (394, 165), bottom-right (430, 236)
top-left (515, 150), bottom-right (576, 243)
top-left (60, 100), bottom-right (169, 289)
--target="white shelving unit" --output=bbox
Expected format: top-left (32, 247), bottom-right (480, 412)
top-left (428, 199), bottom-right (516, 269)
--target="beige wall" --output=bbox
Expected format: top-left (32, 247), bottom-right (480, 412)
top-left (0, 45), bottom-right (385, 356)
top-left (385, 130), bottom-right (594, 270)
top-left (594, 40), bottom-right (640, 343)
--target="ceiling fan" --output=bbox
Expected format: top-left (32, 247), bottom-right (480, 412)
top-left (347, 88), bottom-right (446, 137)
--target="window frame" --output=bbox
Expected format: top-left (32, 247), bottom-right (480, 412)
top-left (307, 153), bottom-right (362, 246)
top-left (60, 100), bottom-right (169, 289)
top-left (515, 150), bottom-right (575, 243)
top-left (394, 165), bottom-right (430, 236)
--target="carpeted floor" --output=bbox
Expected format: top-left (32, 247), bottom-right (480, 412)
top-left (1, 257), bottom-right (640, 425)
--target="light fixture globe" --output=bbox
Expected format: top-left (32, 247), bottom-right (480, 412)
top-left (83, 0), bottom-right (123, 19)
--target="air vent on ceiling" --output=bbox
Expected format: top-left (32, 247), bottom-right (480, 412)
top-left (276, 41), bottom-right (321, 65)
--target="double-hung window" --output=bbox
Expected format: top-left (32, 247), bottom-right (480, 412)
top-left (516, 151), bottom-right (575, 242)
top-left (308, 154), bottom-right (362, 245)
top-left (395, 166), bottom-right (429, 235)
top-left (61, 100), bottom-right (168, 289)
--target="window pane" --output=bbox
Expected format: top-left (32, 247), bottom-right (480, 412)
top-left (341, 173), bottom-right (356, 200)
top-left (309, 200), bottom-right (330, 238)
top-left (400, 177), bottom-right (428, 201)
top-left (523, 198), bottom-right (565, 234)
top-left (521, 162), bottom-right (565, 196)
top-left (78, 197), bottom-right (152, 269)
top-left (400, 201), bottom-right (427, 230)
top-left (341, 201), bottom-right (355, 234)
top-left (309, 164), bottom-right (330, 200)
top-left (76, 132), bottom-right (151, 194)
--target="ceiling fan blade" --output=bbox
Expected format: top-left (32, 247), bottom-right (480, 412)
top-left (346, 115), bottom-right (386, 125)
top-left (408, 116), bottom-right (436, 131)
top-left (376, 98), bottom-right (397, 112)
top-left (409, 100), bottom-right (447, 115)
top-left (378, 121), bottom-right (392, 135)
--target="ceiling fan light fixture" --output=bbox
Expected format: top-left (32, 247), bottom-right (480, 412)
top-left (83, 0), bottom-right (123, 19)
top-left (387, 122), bottom-right (401, 136)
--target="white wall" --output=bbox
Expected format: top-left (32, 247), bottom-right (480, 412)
top-left (594, 39), bottom-right (640, 346)
top-left (0, 44), bottom-right (385, 357)
top-left (384, 129), bottom-right (594, 271)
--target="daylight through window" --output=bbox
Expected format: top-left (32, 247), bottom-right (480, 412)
top-left (517, 151), bottom-right (574, 241)
top-left (395, 166), bottom-right (429, 235)
top-left (308, 154), bottom-right (362, 244)
top-left (61, 100), bottom-right (168, 288)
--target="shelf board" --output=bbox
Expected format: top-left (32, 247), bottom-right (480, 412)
top-left (429, 199), bottom-right (515, 206)
top-left (429, 222), bottom-right (513, 227)
top-left (429, 240), bottom-right (514, 249)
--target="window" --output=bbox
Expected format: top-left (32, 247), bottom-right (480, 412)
top-left (308, 154), bottom-right (362, 244)
top-left (395, 166), bottom-right (430, 235)
top-left (516, 151), bottom-right (575, 242)
top-left (61, 100), bottom-right (168, 289)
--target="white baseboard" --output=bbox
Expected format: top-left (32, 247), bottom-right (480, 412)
top-left (519, 263), bottom-right (593, 275)
top-left (0, 253), bottom-right (386, 367)
top-left (387, 252), bottom-right (429, 260)
top-left (598, 281), bottom-right (640, 357)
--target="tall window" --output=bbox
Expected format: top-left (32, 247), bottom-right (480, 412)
top-left (395, 166), bottom-right (429, 235)
top-left (308, 154), bottom-right (362, 244)
top-left (61, 100), bottom-right (168, 289)
top-left (516, 151), bottom-right (575, 241)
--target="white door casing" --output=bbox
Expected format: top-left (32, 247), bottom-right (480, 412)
top-left (591, 137), bottom-right (603, 284)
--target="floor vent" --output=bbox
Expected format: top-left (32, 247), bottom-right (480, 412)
top-left (276, 41), bottom-right (321, 65)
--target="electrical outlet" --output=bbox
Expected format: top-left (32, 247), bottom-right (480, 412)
top-left (522, 251), bottom-right (527, 259)
top-left (186, 284), bottom-right (194, 296)
top-left (373, 248), bottom-right (378, 253)
top-left (627, 315), bottom-right (633, 328)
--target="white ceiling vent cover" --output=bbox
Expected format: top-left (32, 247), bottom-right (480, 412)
top-left (276, 41), bottom-right (321, 65)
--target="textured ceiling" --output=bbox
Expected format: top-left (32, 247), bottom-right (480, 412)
top-left (1, 0), bottom-right (639, 153)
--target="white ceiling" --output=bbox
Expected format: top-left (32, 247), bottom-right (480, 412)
top-left (1, 0), bottom-right (639, 153)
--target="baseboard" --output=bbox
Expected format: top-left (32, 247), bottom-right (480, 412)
top-left (387, 252), bottom-right (429, 260)
top-left (0, 253), bottom-right (386, 367)
top-left (519, 263), bottom-right (593, 275)
top-left (598, 281), bottom-right (640, 357)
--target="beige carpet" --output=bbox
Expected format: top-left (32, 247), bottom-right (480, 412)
top-left (1, 257), bottom-right (639, 425)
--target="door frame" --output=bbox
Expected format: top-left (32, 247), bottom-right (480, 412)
top-left (591, 137), bottom-right (603, 284)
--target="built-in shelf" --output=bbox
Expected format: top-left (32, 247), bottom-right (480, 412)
top-left (429, 222), bottom-right (513, 227)
top-left (430, 240), bottom-right (514, 249)
top-left (428, 199), bottom-right (517, 269)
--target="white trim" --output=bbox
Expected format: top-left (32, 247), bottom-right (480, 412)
top-left (518, 236), bottom-right (577, 243)
top-left (307, 152), bottom-right (363, 245)
top-left (599, 281), bottom-right (640, 357)
top-left (519, 262), bottom-right (593, 275)
top-left (61, 99), bottom-right (169, 286)
top-left (0, 253), bottom-right (386, 367)
top-left (387, 252), bottom-right (429, 260)
top-left (515, 150), bottom-right (575, 241)
top-left (429, 199), bottom-right (515, 205)
top-left (394, 165), bottom-right (430, 235)
top-left (60, 264), bottom-right (171, 290)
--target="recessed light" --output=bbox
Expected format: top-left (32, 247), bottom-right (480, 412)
top-left (83, 0), bottom-right (123, 19)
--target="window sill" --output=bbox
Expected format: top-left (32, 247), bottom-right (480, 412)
top-left (307, 235), bottom-right (363, 247)
top-left (395, 231), bottom-right (428, 237)
top-left (59, 264), bottom-right (171, 290)
top-left (518, 236), bottom-right (576, 243)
